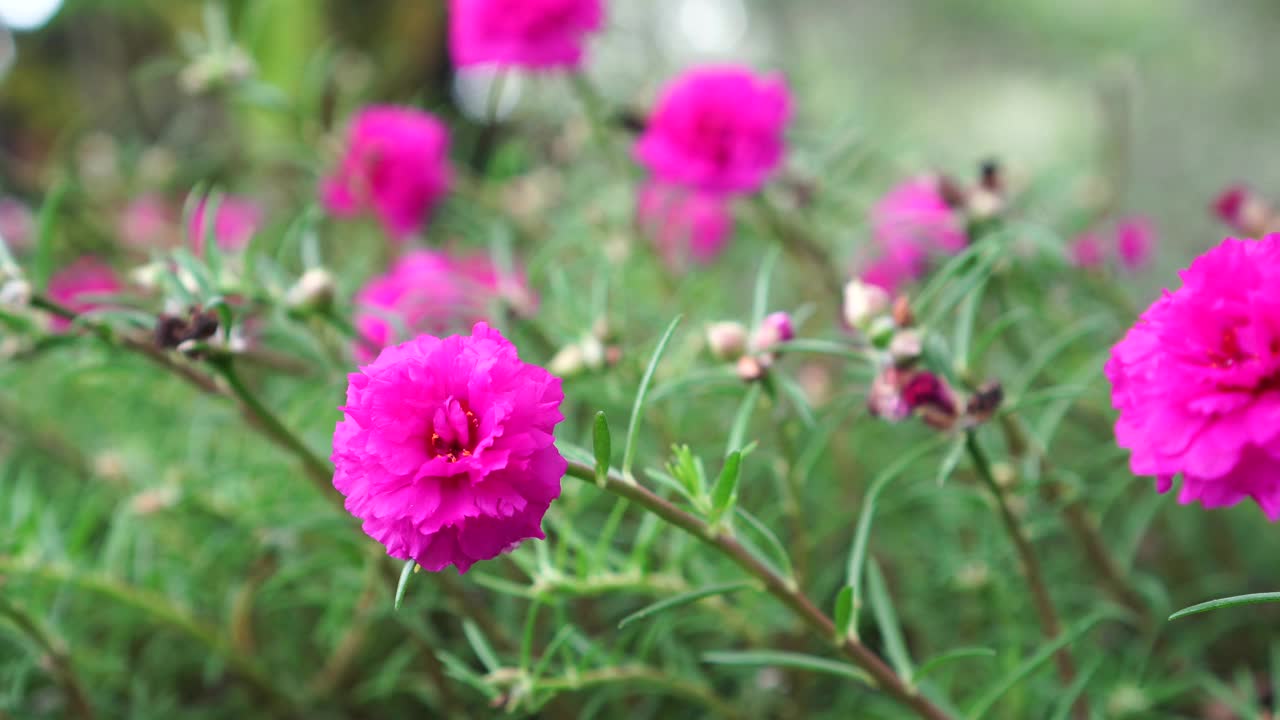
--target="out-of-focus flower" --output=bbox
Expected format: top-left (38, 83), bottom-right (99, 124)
top-left (353, 249), bottom-right (532, 362)
top-left (189, 196), bottom-right (262, 255)
top-left (322, 106), bottom-right (453, 241)
top-left (1213, 184), bottom-right (1276, 238)
top-left (1107, 234), bottom-right (1280, 520)
top-left (635, 66), bottom-right (791, 195)
top-left (46, 257), bottom-right (123, 332)
top-left (857, 175), bottom-right (967, 294)
top-left (1068, 232), bottom-right (1105, 269)
top-left (285, 268), bottom-right (337, 312)
top-left (118, 195), bottom-right (177, 250)
top-left (332, 323), bottom-right (566, 573)
top-left (0, 197), bottom-right (34, 253)
top-left (842, 279), bottom-right (890, 329)
top-left (1115, 216), bottom-right (1155, 272)
top-left (868, 367), bottom-right (960, 430)
top-left (636, 181), bottom-right (732, 270)
top-left (751, 311), bottom-right (794, 353)
top-left (448, 0), bottom-right (603, 71)
top-left (705, 321), bottom-right (748, 361)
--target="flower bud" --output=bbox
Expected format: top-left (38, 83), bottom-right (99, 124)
top-left (548, 343), bottom-right (586, 378)
top-left (705, 321), bottom-right (749, 361)
top-left (842, 279), bottom-right (890, 328)
top-left (892, 295), bottom-right (915, 327)
top-left (1213, 185), bottom-right (1275, 237)
top-left (867, 316), bottom-right (896, 349)
top-left (286, 267), bottom-right (336, 312)
top-left (131, 261), bottom-right (167, 292)
top-left (0, 277), bottom-right (30, 309)
top-left (751, 312), bottom-right (794, 352)
top-left (888, 329), bottom-right (923, 365)
top-left (579, 334), bottom-right (606, 371)
top-left (736, 355), bottom-right (767, 382)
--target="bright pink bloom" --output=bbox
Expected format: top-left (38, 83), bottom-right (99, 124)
top-left (322, 106), bottom-right (453, 241)
top-left (1069, 233), bottom-right (1106, 269)
top-left (636, 181), bottom-right (732, 269)
top-left (448, 0), bottom-right (603, 70)
top-left (190, 196), bottom-right (262, 254)
top-left (871, 176), bottom-right (967, 255)
top-left (0, 198), bottom-right (34, 253)
top-left (635, 66), bottom-right (791, 194)
top-left (1107, 234), bottom-right (1280, 520)
top-left (1115, 216), bottom-right (1155, 271)
top-left (354, 250), bottom-right (531, 362)
top-left (118, 195), bottom-right (177, 249)
top-left (46, 257), bottom-right (123, 332)
top-left (332, 323), bottom-right (565, 573)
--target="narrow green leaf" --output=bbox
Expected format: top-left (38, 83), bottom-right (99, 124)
top-left (1047, 655), bottom-right (1103, 720)
top-left (592, 411), bottom-right (611, 487)
top-left (393, 559), bottom-right (416, 610)
top-left (708, 451), bottom-right (742, 525)
top-left (462, 619), bottom-right (501, 672)
top-left (32, 182), bottom-right (69, 289)
top-left (726, 382), bottom-right (762, 455)
top-left (520, 599), bottom-right (542, 671)
top-left (735, 507), bottom-right (795, 581)
top-left (1169, 592), bottom-right (1280, 621)
top-left (833, 586), bottom-right (854, 640)
top-left (770, 338), bottom-right (870, 362)
top-left (911, 647), bottom-right (995, 684)
top-left (702, 650), bottom-right (873, 685)
top-left (750, 246), bottom-right (782, 327)
top-left (936, 435), bottom-right (966, 487)
top-left (622, 316), bottom-right (683, 478)
top-left (966, 612), bottom-right (1114, 719)
top-left (867, 558), bottom-right (913, 679)
top-left (618, 581), bottom-right (755, 629)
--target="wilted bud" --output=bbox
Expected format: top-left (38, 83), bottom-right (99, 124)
top-left (888, 329), bottom-right (923, 365)
top-left (965, 381), bottom-right (1003, 425)
top-left (285, 268), bottom-right (336, 312)
top-left (548, 343), bottom-right (586, 378)
top-left (901, 371), bottom-right (959, 430)
top-left (751, 312), bottom-right (794, 352)
top-left (706, 321), bottom-right (749, 361)
top-left (891, 296), bottom-right (914, 327)
top-left (842, 279), bottom-right (890, 329)
top-left (1213, 185), bottom-right (1275, 237)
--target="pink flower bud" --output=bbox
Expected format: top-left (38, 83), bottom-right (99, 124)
top-left (705, 321), bottom-right (749, 361)
top-left (751, 312), bottom-right (794, 352)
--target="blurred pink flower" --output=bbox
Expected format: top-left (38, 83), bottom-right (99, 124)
top-left (448, 0), bottom-right (603, 70)
top-left (332, 322), bottom-right (566, 573)
top-left (1115, 216), bottom-right (1155, 271)
top-left (1107, 234), bottom-right (1280, 520)
top-left (635, 66), bottom-right (791, 195)
top-left (46, 257), bottom-right (123, 332)
top-left (354, 249), bottom-right (531, 362)
top-left (190, 196), bottom-right (262, 254)
top-left (0, 198), bottom-right (34, 253)
top-left (1212, 184), bottom-right (1274, 238)
top-left (856, 176), bottom-right (966, 294)
top-left (1069, 232), bottom-right (1106, 269)
top-left (322, 106), bottom-right (453, 241)
top-left (118, 194), bottom-right (177, 249)
top-left (636, 181), bottom-right (732, 270)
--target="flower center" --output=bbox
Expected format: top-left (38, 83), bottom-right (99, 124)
top-left (1208, 326), bottom-right (1254, 369)
top-left (428, 398), bottom-right (481, 462)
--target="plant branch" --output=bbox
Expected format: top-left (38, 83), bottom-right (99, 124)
top-left (0, 596), bottom-right (94, 720)
top-left (564, 460), bottom-right (954, 720)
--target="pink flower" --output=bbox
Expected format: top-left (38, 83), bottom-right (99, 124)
top-left (354, 249), bottom-right (531, 362)
top-left (190, 196), bottom-right (262, 255)
top-left (448, 0), bottom-right (603, 70)
top-left (872, 175), bottom-right (967, 255)
top-left (322, 106), bottom-right (453, 241)
top-left (1213, 184), bottom-right (1275, 238)
top-left (332, 322), bottom-right (566, 573)
top-left (1107, 234), bottom-right (1280, 520)
top-left (46, 257), bottom-right (123, 332)
top-left (118, 195), bottom-right (177, 249)
top-left (635, 66), bottom-right (791, 195)
top-left (636, 181), bottom-right (732, 269)
top-left (0, 198), bottom-right (34, 253)
top-left (1069, 233), bottom-right (1105, 269)
top-left (1115, 216), bottom-right (1155, 271)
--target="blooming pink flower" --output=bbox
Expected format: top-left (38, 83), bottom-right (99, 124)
top-left (636, 181), bottom-right (732, 269)
top-left (332, 322), bottom-right (566, 573)
top-left (1107, 234), bottom-right (1280, 520)
top-left (46, 257), bottom-right (123, 332)
top-left (354, 249), bottom-right (531, 362)
top-left (1069, 233), bottom-right (1105, 269)
top-left (118, 194), bottom-right (177, 249)
top-left (0, 198), bottom-right (34, 253)
top-left (872, 175), bottom-right (967, 255)
top-left (635, 66), bottom-right (791, 195)
top-left (448, 0), bottom-right (603, 70)
top-left (322, 106), bottom-right (453, 241)
top-left (189, 196), bottom-right (262, 255)
top-left (1115, 216), bottom-right (1155, 271)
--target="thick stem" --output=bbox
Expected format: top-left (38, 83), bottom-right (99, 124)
top-left (564, 461), bottom-right (954, 720)
top-left (964, 432), bottom-right (1086, 718)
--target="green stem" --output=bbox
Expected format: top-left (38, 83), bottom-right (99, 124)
top-left (489, 664), bottom-right (742, 718)
top-left (563, 461), bottom-right (955, 720)
top-left (0, 596), bottom-right (95, 720)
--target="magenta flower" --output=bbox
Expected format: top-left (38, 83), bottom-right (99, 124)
top-left (1115, 216), bottom-right (1155, 271)
top-left (118, 195), bottom-right (177, 249)
top-left (635, 66), bottom-right (791, 195)
top-left (46, 257), bottom-right (123, 332)
top-left (321, 106), bottom-right (453, 241)
top-left (190, 196), bottom-right (262, 255)
top-left (354, 249), bottom-right (531, 362)
top-left (1069, 232), bottom-right (1106, 269)
top-left (636, 181), bottom-right (732, 270)
top-left (752, 311), bottom-right (795, 352)
top-left (872, 175), bottom-right (967, 255)
top-left (1107, 234), bottom-right (1280, 520)
top-left (448, 0), bottom-right (603, 70)
top-left (332, 323), bottom-right (566, 573)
